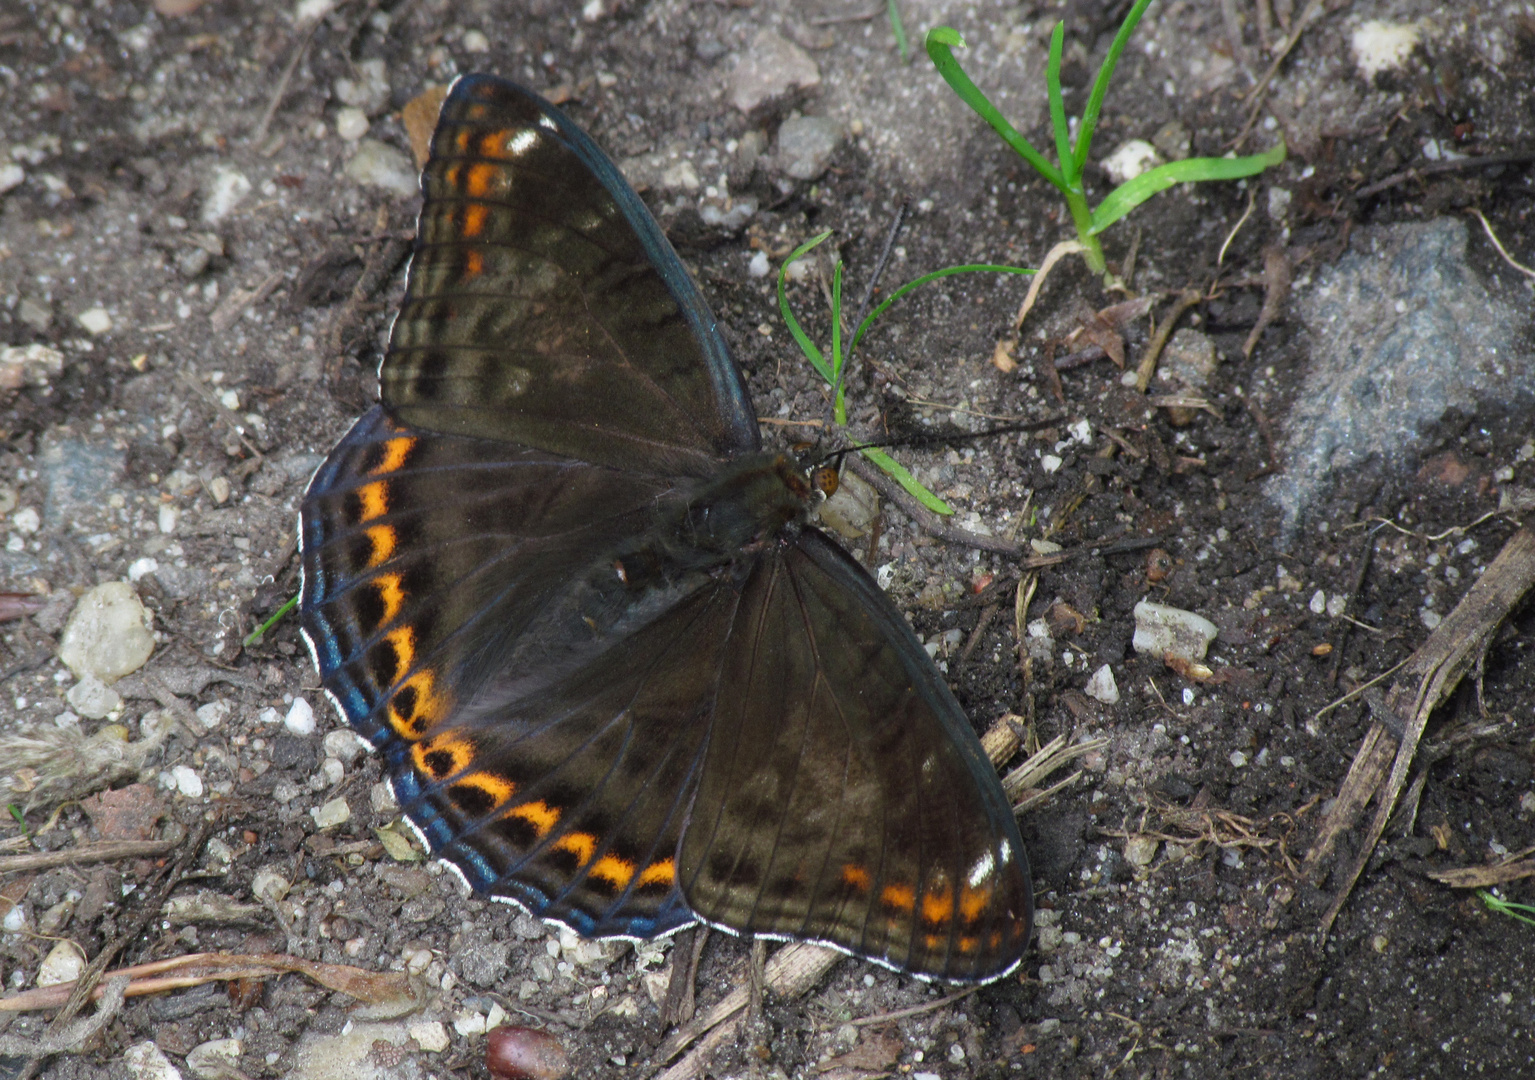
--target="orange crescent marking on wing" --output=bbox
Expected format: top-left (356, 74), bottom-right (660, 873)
top-left (464, 162), bottom-right (498, 198)
top-left (371, 436), bottom-right (417, 475)
top-left (589, 854), bottom-right (637, 891)
top-left (637, 858), bottom-right (675, 889)
top-left (840, 864), bottom-right (871, 891)
top-left (366, 524), bottom-right (397, 568)
top-left (460, 203), bottom-right (489, 238)
top-left (385, 625), bottom-right (416, 680)
top-left (453, 128), bottom-right (472, 154)
top-left (552, 831), bottom-right (598, 865)
top-left (412, 733), bottom-right (472, 780)
top-left (921, 886), bottom-right (955, 927)
top-left (463, 249), bottom-right (484, 279)
top-left (880, 883), bottom-right (915, 913)
top-left (454, 771), bottom-right (517, 809)
top-left (372, 571), bottom-right (405, 624)
top-left (389, 669), bottom-right (450, 736)
top-left (478, 130), bottom-right (513, 159)
top-left (958, 935), bottom-right (979, 954)
top-left (505, 800), bottom-right (561, 839)
top-left (355, 480), bottom-right (388, 523)
top-left (959, 884), bottom-right (991, 924)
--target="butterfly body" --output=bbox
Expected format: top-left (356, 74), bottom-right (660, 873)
top-left (299, 74), bottom-right (1032, 982)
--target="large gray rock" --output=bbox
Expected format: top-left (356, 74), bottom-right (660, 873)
top-left (1269, 218), bottom-right (1534, 537)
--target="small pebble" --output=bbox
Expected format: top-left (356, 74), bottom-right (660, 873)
top-left (1084, 664), bottom-right (1120, 705)
top-left (0, 163), bottom-right (24, 194)
top-left (186, 1039), bottom-right (243, 1080)
top-left (487, 1025), bottom-right (572, 1080)
top-left (344, 139), bottom-right (418, 197)
top-left (172, 765), bottom-right (205, 798)
top-left (462, 29), bottom-right (490, 52)
top-left (202, 166), bottom-right (252, 224)
top-left (77, 307), bottom-right (112, 336)
top-left (1123, 836), bottom-right (1159, 867)
top-left (67, 674), bottom-right (122, 720)
top-left (127, 557), bottom-right (159, 582)
top-left (251, 869), bottom-right (290, 903)
top-left (311, 797), bottom-right (351, 828)
top-left (1132, 600), bottom-right (1218, 662)
top-left (36, 939), bottom-right (87, 986)
top-left (409, 1020), bottom-right (449, 1053)
top-left (335, 106), bottom-right (370, 141)
top-left (285, 697), bottom-right (316, 735)
top-left (195, 700), bottom-right (232, 728)
top-left (323, 729), bottom-right (363, 762)
top-left (123, 1042), bottom-right (183, 1080)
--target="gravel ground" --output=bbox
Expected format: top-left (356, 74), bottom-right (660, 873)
top-left (1, 1), bottom-right (1534, 1078)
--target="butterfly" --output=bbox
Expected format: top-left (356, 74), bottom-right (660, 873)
top-left (298, 74), bottom-right (1032, 983)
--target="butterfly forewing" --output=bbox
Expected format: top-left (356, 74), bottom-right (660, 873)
top-left (680, 530), bottom-right (1032, 982)
top-left (381, 74), bottom-right (758, 474)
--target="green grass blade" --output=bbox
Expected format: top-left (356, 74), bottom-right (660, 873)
top-left (860, 446), bottom-right (952, 515)
top-left (1072, 0), bottom-right (1157, 178)
top-left (1479, 889), bottom-right (1535, 927)
top-left (1088, 142), bottom-right (1286, 235)
top-left (245, 594), bottom-right (298, 647)
top-left (1046, 22), bottom-right (1073, 181)
top-left (886, 0), bottom-right (909, 62)
top-left (778, 232), bottom-right (836, 385)
top-left (830, 260), bottom-right (847, 422)
top-left (925, 27), bottom-right (1066, 192)
top-left (849, 263), bottom-right (1035, 356)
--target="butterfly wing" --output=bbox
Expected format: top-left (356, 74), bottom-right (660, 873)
top-left (679, 529), bottom-right (1033, 982)
top-left (380, 74), bottom-right (758, 474)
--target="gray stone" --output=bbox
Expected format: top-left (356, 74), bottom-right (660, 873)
top-left (40, 434), bottom-right (124, 529)
top-left (775, 116), bottom-right (843, 181)
top-left (455, 932), bottom-right (513, 987)
top-left (17, 297), bottom-right (53, 332)
top-left (1269, 218), bottom-right (1535, 536)
top-left (343, 139), bottom-right (417, 198)
top-left (175, 246), bottom-right (211, 279)
top-left (727, 29), bottom-right (819, 113)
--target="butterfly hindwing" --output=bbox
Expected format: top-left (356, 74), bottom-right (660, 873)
top-left (680, 529), bottom-right (1032, 982)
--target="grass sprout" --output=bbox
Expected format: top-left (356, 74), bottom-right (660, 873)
top-left (777, 230), bottom-right (1034, 515)
top-left (926, 0), bottom-right (1285, 276)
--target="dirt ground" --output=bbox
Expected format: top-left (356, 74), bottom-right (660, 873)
top-left (2, 1), bottom-right (1535, 1077)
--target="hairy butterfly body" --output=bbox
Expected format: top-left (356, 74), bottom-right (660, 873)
top-left (299, 74), bottom-right (1032, 981)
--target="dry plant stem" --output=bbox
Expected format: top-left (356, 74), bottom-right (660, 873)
top-left (853, 986), bottom-right (978, 1026)
top-left (1430, 842), bottom-right (1535, 889)
top-left (1313, 528), bottom-right (1535, 936)
top-left (0, 836), bottom-right (182, 874)
top-left (0, 977), bottom-right (128, 1058)
top-left (14, 820), bottom-right (212, 1080)
top-left (1355, 152), bottom-right (1535, 199)
top-left (1011, 240), bottom-right (1086, 336)
top-left (1242, 246), bottom-right (1291, 358)
top-left (250, 18), bottom-right (318, 145)
top-left (1134, 289), bottom-right (1202, 392)
top-left (1469, 207), bottom-right (1535, 280)
top-left (0, 951), bottom-right (415, 1013)
top-left (178, 371), bottom-right (265, 461)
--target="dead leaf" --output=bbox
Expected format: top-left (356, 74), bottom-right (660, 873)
top-left (402, 85), bottom-right (450, 169)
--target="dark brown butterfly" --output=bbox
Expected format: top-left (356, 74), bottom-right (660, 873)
top-left (299, 74), bottom-right (1032, 982)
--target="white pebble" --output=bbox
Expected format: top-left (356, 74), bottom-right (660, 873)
top-left (462, 29), bottom-right (490, 52)
top-left (172, 765), bottom-right (204, 798)
top-left (77, 307), bottom-right (112, 336)
top-left (1308, 589), bottom-right (1326, 614)
top-left (1084, 664), bottom-right (1120, 704)
top-left (158, 504), bottom-right (179, 534)
top-left (284, 696), bottom-right (316, 735)
top-left (408, 1020), bottom-right (449, 1053)
top-left (1132, 600), bottom-right (1218, 662)
top-left (334, 106), bottom-right (370, 141)
top-left (186, 1039), bottom-right (243, 1080)
top-left (128, 557), bottom-right (159, 582)
top-left (36, 939), bottom-right (86, 986)
top-left (12, 506), bottom-right (40, 534)
top-left (1229, 750), bottom-right (1249, 768)
top-left (311, 797), bottom-right (351, 828)
top-left (123, 1042), bottom-right (182, 1080)
top-left (195, 700), bottom-right (232, 728)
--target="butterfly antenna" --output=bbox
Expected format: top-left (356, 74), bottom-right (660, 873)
top-left (816, 414), bottom-right (1069, 470)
